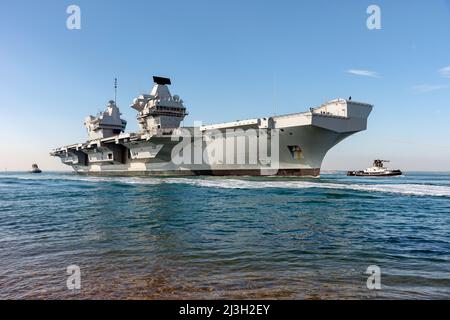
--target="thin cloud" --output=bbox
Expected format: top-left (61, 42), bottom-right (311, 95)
top-left (390, 139), bottom-right (450, 150)
top-left (411, 84), bottom-right (450, 94)
top-left (346, 69), bottom-right (380, 78)
top-left (438, 66), bottom-right (450, 78)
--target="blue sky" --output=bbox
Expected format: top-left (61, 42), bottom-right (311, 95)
top-left (1, 0), bottom-right (450, 171)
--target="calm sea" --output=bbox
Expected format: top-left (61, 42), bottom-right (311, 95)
top-left (0, 172), bottom-right (449, 299)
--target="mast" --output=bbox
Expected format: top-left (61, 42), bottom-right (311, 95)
top-left (273, 72), bottom-right (277, 116)
top-left (114, 78), bottom-right (117, 105)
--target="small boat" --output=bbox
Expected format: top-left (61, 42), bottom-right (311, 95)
top-left (347, 160), bottom-right (402, 177)
top-left (30, 164), bottom-right (42, 173)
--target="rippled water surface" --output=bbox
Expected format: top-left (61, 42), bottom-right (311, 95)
top-left (0, 172), bottom-right (449, 299)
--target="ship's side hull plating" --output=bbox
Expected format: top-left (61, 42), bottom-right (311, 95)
top-left (69, 125), bottom-right (354, 177)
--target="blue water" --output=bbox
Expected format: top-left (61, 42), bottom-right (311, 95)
top-left (0, 172), bottom-right (449, 299)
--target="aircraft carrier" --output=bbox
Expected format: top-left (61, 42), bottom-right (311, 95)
top-left (51, 76), bottom-right (373, 177)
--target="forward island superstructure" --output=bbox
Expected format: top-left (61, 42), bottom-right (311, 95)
top-left (51, 76), bottom-right (373, 176)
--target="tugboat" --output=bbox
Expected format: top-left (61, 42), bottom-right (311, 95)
top-left (347, 160), bottom-right (402, 177)
top-left (30, 164), bottom-right (42, 173)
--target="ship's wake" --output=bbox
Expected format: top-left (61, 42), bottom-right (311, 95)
top-left (166, 178), bottom-right (450, 198)
top-left (2, 173), bottom-right (450, 198)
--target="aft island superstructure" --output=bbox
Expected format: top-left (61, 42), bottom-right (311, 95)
top-left (51, 76), bottom-right (373, 177)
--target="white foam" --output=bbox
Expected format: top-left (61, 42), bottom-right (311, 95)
top-left (2, 174), bottom-right (450, 197)
top-left (161, 179), bottom-right (450, 197)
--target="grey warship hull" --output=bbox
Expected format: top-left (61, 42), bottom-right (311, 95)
top-left (51, 77), bottom-right (372, 177)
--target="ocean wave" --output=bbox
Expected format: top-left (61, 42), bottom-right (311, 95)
top-left (2, 174), bottom-right (450, 197)
top-left (164, 179), bottom-right (450, 197)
